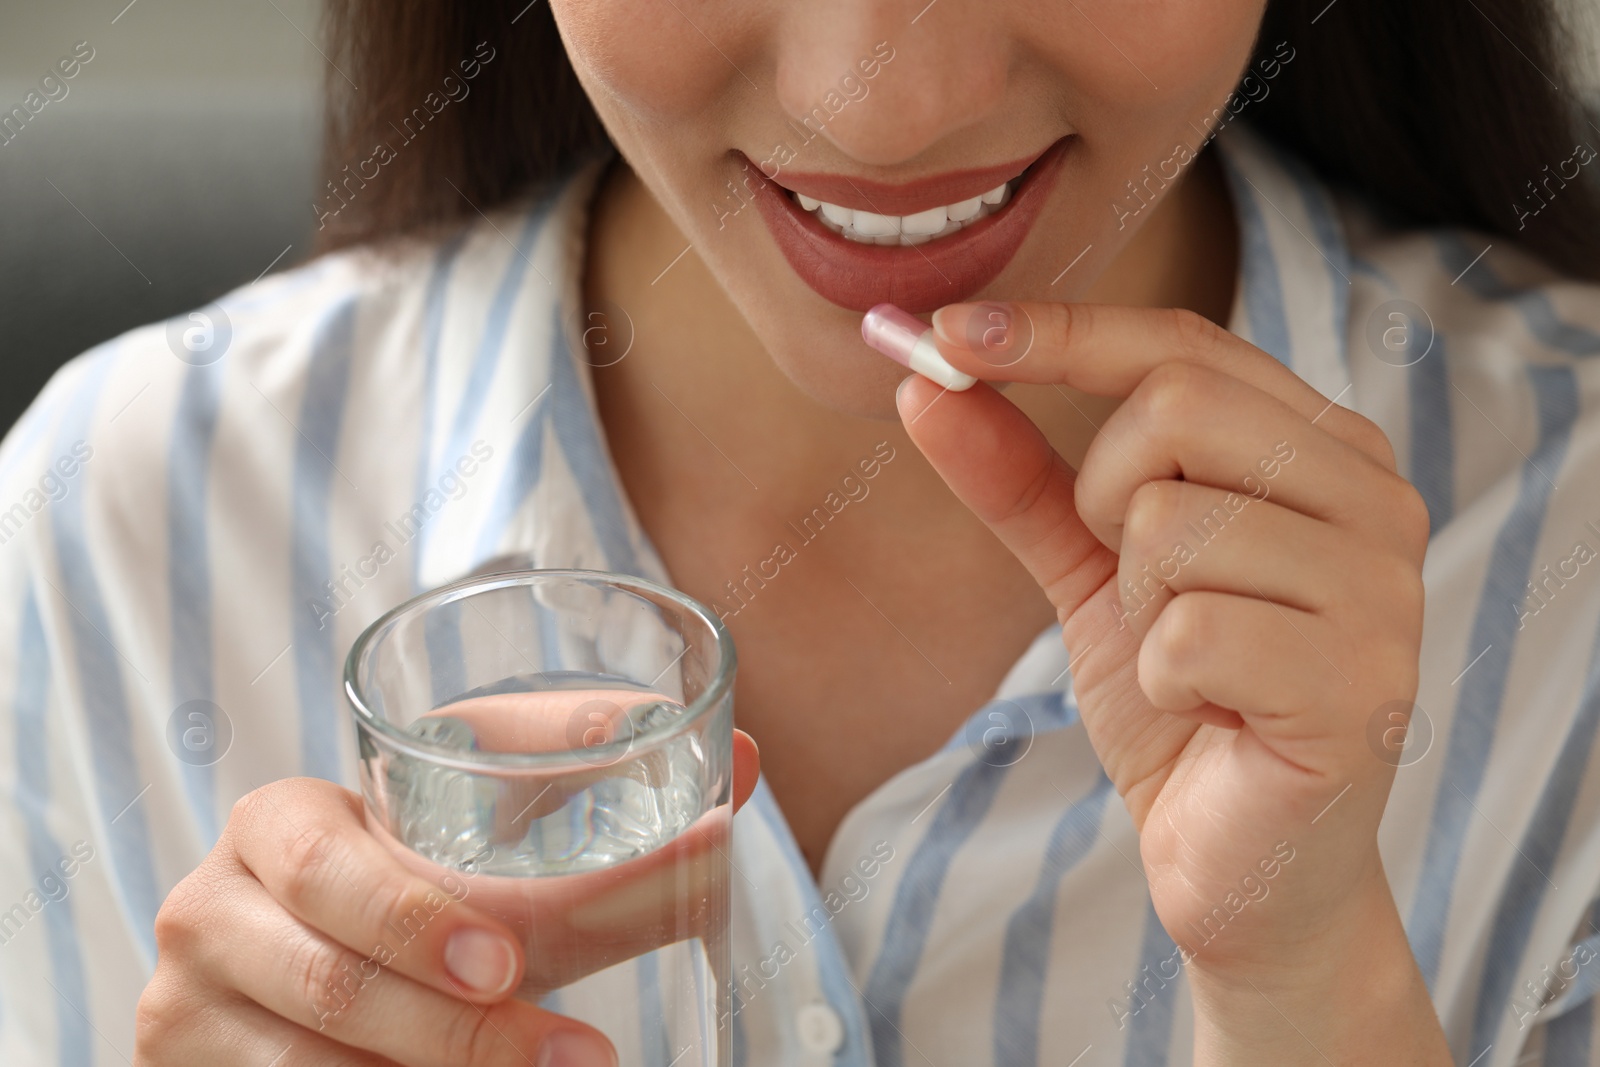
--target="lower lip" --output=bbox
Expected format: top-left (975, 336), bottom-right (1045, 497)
top-left (750, 137), bottom-right (1071, 314)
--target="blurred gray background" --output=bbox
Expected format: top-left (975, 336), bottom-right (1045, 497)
top-left (1, 1), bottom-right (1598, 435)
top-left (0, 0), bottom-right (320, 433)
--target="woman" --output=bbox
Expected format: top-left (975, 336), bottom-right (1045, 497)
top-left (3, 0), bottom-right (1599, 1063)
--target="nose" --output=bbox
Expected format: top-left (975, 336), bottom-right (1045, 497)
top-left (772, 1), bottom-right (1008, 168)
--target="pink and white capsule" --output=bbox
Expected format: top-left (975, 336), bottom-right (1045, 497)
top-left (860, 303), bottom-right (977, 392)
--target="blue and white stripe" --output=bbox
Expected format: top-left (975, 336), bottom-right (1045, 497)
top-left (2, 126), bottom-right (1600, 1066)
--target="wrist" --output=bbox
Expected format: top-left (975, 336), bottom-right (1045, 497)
top-left (1185, 863), bottom-right (1450, 1066)
top-left (1185, 845), bottom-right (1386, 987)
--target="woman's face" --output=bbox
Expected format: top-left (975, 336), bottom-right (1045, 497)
top-left (550, 0), bottom-right (1268, 416)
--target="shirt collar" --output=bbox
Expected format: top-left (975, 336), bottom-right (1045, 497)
top-left (1213, 122), bottom-right (1355, 404)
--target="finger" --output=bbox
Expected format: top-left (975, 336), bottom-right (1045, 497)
top-left (733, 729), bottom-right (759, 811)
top-left (438, 690), bottom-right (663, 754)
top-left (894, 375), bottom-right (1117, 619)
top-left (137, 986), bottom-right (398, 1066)
top-left (1073, 362), bottom-right (1420, 554)
top-left (234, 778), bottom-right (729, 997)
top-left (1116, 480), bottom-right (1351, 633)
top-left (227, 779), bottom-right (526, 1003)
top-left (194, 876), bottom-right (613, 1067)
top-left (1138, 591), bottom-right (1364, 752)
top-left (427, 691), bottom-right (658, 841)
top-left (895, 374), bottom-right (1219, 812)
top-left (406, 701), bottom-right (758, 844)
top-left (928, 301), bottom-right (1395, 469)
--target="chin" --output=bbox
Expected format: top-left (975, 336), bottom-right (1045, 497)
top-left (757, 313), bottom-right (911, 421)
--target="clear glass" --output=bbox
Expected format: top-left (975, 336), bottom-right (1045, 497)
top-left (344, 568), bottom-right (736, 1067)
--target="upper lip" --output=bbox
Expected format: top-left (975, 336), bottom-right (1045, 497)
top-left (759, 142), bottom-right (1054, 216)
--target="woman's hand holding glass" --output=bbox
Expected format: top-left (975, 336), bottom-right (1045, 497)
top-left (134, 733), bottom-right (758, 1067)
top-left (896, 302), bottom-right (1450, 1066)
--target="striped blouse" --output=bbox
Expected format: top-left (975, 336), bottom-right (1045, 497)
top-left (2, 122), bottom-right (1600, 1067)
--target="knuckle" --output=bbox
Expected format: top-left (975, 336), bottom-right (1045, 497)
top-left (1388, 644), bottom-right (1422, 699)
top-left (227, 778), bottom-right (301, 842)
top-left (1350, 413), bottom-right (1398, 470)
top-left (278, 820), bottom-right (351, 915)
top-left (1389, 479), bottom-right (1432, 548)
top-left (1134, 361), bottom-right (1211, 435)
top-left (230, 778), bottom-right (348, 834)
top-left (134, 975), bottom-right (191, 1055)
top-left (441, 999), bottom-right (516, 1065)
top-left (1153, 594), bottom-right (1210, 671)
top-left (1364, 619), bottom-right (1421, 706)
top-left (1373, 553), bottom-right (1426, 623)
top-left (995, 444), bottom-right (1059, 528)
top-left (1073, 451), bottom-right (1105, 521)
top-left (1038, 299), bottom-right (1079, 350)
top-left (291, 931), bottom-right (367, 1028)
top-left (228, 785), bottom-right (271, 834)
top-left (1072, 446), bottom-right (1126, 541)
top-left (152, 863), bottom-right (226, 958)
top-left (1123, 481), bottom-right (1184, 558)
top-left (1359, 551), bottom-right (1406, 597)
top-left (152, 885), bottom-right (202, 959)
top-left (1166, 306), bottom-right (1227, 357)
top-left (369, 878), bottom-right (440, 951)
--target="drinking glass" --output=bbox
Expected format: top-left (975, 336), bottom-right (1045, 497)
top-left (344, 568), bottom-right (737, 1067)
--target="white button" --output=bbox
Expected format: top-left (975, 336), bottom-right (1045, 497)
top-left (797, 1001), bottom-right (845, 1055)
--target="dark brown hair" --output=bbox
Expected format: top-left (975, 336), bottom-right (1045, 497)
top-left (1250, 0), bottom-right (1600, 279)
top-left (315, 0), bottom-right (1600, 280)
top-left (313, 3), bottom-right (609, 250)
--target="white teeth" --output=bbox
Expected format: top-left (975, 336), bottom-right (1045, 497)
top-left (901, 205), bottom-right (949, 235)
top-left (853, 210), bottom-right (900, 237)
top-left (786, 177), bottom-right (1022, 246)
top-left (819, 201), bottom-right (853, 228)
top-left (946, 196), bottom-right (983, 222)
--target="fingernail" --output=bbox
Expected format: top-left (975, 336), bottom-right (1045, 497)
top-left (933, 301), bottom-right (1026, 366)
top-left (538, 1029), bottom-right (617, 1067)
top-left (861, 303), bottom-right (976, 391)
top-left (444, 928), bottom-right (519, 995)
top-left (894, 374), bottom-right (914, 409)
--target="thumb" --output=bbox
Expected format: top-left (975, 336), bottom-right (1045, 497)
top-left (894, 376), bottom-right (1115, 619)
top-left (732, 730), bottom-right (759, 812)
top-left (896, 376), bottom-right (1216, 822)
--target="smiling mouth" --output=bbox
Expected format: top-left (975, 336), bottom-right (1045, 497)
top-left (782, 173), bottom-right (1026, 247)
top-left (747, 137), bottom-right (1072, 313)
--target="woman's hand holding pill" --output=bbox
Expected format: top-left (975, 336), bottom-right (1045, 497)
top-left (892, 301), bottom-right (1450, 1066)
